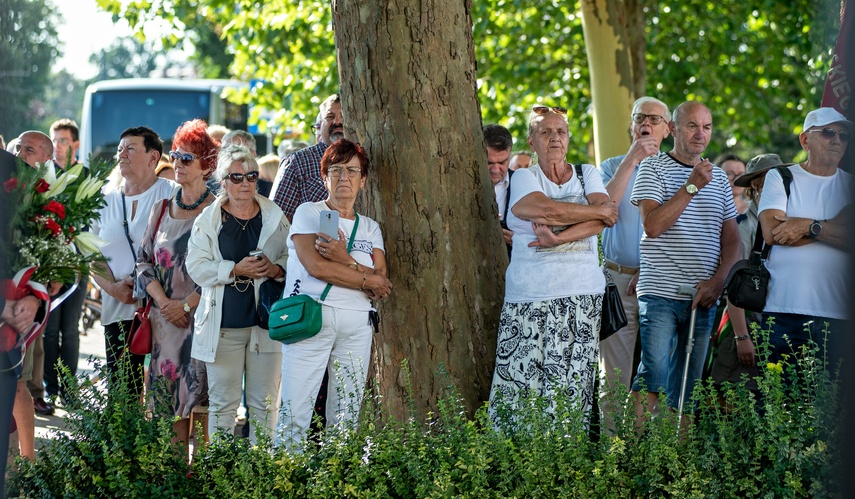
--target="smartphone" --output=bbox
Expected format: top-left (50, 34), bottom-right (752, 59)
top-left (249, 249), bottom-right (263, 260)
top-left (319, 210), bottom-right (340, 241)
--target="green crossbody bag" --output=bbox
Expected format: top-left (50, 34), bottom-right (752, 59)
top-left (268, 213), bottom-right (359, 344)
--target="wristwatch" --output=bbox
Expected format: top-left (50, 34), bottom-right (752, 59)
top-left (684, 182), bottom-right (699, 196)
top-left (182, 300), bottom-right (191, 313)
top-left (809, 220), bottom-right (822, 238)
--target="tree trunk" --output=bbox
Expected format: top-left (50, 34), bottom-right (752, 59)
top-left (331, 0), bottom-right (506, 419)
top-left (580, 0), bottom-right (637, 164)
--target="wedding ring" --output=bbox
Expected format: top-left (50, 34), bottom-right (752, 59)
top-left (321, 248), bottom-right (326, 255)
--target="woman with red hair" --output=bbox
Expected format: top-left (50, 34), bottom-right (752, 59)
top-left (135, 119), bottom-right (217, 459)
top-left (274, 139), bottom-right (393, 452)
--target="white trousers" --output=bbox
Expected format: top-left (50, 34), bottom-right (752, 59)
top-left (206, 327), bottom-right (282, 444)
top-left (275, 306), bottom-right (373, 451)
top-left (598, 269), bottom-right (640, 434)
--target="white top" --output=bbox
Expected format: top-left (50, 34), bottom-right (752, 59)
top-left (631, 152), bottom-right (737, 300)
top-left (504, 164), bottom-right (607, 302)
top-left (92, 178), bottom-right (175, 325)
top-left (494, 172), bottom-right (510, 221)
top-left (285, 201), bottom-right (385, 311)
top-left (758, 165), bottom-right (851, 319)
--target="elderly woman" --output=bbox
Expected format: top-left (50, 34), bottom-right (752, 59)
top-left (135, 119), bottom-right (216, 458)
top-left (488, 105), bottom-right (618, 421)
top-left (187, 144), bottom-right (290, 443)
top-left (275, 139), bottom-right (392, 451)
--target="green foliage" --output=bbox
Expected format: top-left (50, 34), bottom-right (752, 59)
top-left (12, 329), bottom-right (844, 498)
top-left (9, 358), bottom-right (194, 497)
top-left (0, 0), bottom-right (61, 140)
top-left (99, 0), bottom-right (842, 161)
top-left (88, 36), bottom-right (160, 81)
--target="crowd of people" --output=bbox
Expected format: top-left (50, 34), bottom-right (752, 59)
top-left (0, 92), bottom-right (850, 475)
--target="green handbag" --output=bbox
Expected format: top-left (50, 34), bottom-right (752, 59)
top-left (268, 214), bottom-right (359, 344)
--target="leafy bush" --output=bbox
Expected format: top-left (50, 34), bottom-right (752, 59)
top-left (10, 328), bottom-right (844, 498)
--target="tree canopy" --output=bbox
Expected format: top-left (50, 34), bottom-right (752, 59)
top-left (99, 0), bottom-right (843, 161)
top-left (0, 0), bottom-right (61, 141)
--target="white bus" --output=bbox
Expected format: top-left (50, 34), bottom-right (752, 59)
top-left (79, 78), bottom-right (267, 164)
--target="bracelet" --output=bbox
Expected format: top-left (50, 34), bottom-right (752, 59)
top-left (735, 334), bottom-right (751, 342)
top-left (360, 271), bottom-right (366, 291)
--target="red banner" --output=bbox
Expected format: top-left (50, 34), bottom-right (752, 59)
top-left (822, 1), bottom-right (853, 169)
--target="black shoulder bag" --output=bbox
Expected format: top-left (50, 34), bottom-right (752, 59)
top-left (574, 164), bottom-right (627, 340)
top-left (724, 166), bottom-right (792, 312)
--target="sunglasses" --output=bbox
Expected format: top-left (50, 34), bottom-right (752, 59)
top-left (807, 127), bottom-right (850, 142)
top-left (532, 105), bottom-right (568, 116)
top-left (169, 151), bottom-right (197, 165)
top-left (225, 171), bottom-right (259, 184)
top-left (632, 113), bottom-right (667, 125)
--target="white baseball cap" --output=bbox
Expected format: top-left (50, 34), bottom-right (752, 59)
top-left (803, 107), bottom-right (855, 131)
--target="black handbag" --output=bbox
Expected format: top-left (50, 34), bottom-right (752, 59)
top-left (600, 268), bottom-right (628, 341)
top-left (725, 224), bottom-right (771, 312)
top-left (256, 277), bottom-right (286, 330)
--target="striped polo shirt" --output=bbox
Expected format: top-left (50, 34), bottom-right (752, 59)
top-left (630, 152), bottom-right (737, 300)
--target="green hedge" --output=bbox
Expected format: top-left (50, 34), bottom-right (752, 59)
top-left (10, 330), bottom-right (843, 498)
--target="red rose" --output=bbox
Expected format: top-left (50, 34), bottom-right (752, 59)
top-left (44, 200), bottom-right (66, 220)
top-left (3, 178), bottom-right (17, 192)
top-left (34, 179), bottom-right (50, 193)
top-left (45, 218), bottom-right (62, 236)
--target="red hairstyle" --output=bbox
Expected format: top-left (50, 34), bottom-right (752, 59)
top-left (320, 139), bottom-right (369, 178)
top-left (172, 119), bottom-right (220, 180)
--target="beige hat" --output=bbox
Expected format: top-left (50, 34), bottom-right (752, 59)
top-left (733, 153), bottom-right (792, 187)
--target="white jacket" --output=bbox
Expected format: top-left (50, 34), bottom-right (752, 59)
top-left (186, 194), bottom-right (290, 363)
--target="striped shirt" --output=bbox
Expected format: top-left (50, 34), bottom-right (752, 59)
top-left (630, 152), bottom-right (737, 300)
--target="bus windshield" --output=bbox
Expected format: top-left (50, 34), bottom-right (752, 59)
top-left (89, 89), bottom-right (211, 163)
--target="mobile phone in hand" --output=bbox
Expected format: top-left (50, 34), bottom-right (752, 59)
top-left (249, 249), bottom-right (263, 260)
top-left (319, 210), bottom-right (340, 241)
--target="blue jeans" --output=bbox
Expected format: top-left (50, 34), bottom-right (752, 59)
top-left (762, 312), bottom-right (848, 374)
top-left (631, 295), bottom-right (715, 409)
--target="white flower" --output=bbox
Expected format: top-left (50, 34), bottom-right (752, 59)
top-left (73, 232), bottom-right (107, 256)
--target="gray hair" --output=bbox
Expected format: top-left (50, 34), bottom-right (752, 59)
top-left (215, 144), bottom-right (259, 183)
top-left (632, 96), bottom-right (671, 121)
top-left (221, 130), bottom-right (257, 153)
top-left (527, 104), bottom-right (568, 140)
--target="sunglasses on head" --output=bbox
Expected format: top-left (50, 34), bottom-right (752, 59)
top-left (807, 127), bottom-right (850, 142)
top-left (169, 151), bottom-right (197, 165)
top-left (532, 105), bottom-right (568, 116)
top-left (225, 171), bottom-right (259, 184)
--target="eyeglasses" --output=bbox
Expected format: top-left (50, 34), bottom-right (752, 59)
top-left (532, 105), bottom-right (568, 116)
top-left (327, 166), bottom-right (362, 178)
top-left (225, 171), bottom-right (259, 184)
top-left (807, 128), bottom-right (850, 142)
top-left (632, 113), bottom-right (667, 125)
top-left (169, 151), bottom-right (197, 166)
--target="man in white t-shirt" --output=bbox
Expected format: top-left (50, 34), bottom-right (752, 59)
top-left (629, 101), bottom-right (741, 416)
top-left (758, 107), bottom-right (852, 371)
top-left (91, 126), bottom-right (175, 394)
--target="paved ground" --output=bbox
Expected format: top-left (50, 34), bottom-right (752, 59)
top-left (33, 321), bottom-right (107, 450)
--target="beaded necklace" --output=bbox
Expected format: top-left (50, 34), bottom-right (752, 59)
top-left (175, 187), bottom-right (211, 210)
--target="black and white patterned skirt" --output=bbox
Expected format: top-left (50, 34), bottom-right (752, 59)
top-left (489, 294), bottom-right (602, 420)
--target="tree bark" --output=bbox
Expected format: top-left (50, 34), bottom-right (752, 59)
top-left (580, 0), bottom-right (637, 164)
top-left (331, 0), bottom-right (506, 419)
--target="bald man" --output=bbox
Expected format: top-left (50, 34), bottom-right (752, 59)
top-left (15, 131), bottom-right (53, 167)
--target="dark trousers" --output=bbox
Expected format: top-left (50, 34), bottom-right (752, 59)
top-left (763, 312), bottom-right (848, 374)
top-left (103, 320), bottom-right (145, 397)
top-left (1, 348), bottom-right (22, 498)
top-left (43, 285), bottom-right (86, 398)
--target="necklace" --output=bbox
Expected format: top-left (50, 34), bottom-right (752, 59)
top-left (231, 212), bottom-right (251, 231)
top-left (175, 187), bottom-right (211, 210)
